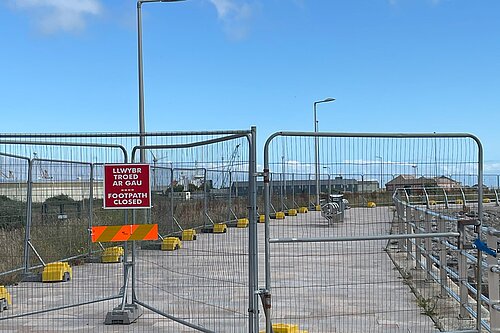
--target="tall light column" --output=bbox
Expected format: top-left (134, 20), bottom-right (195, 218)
top-left (323, 166), bottom-right (331, 198)
top-left (137, 0), bottom-right (185, 163)
top-left (376, 156), bottom-right (383, 192)
top-left (314, 98), bottom-right (335, 208)
top-left (412, 164), bottom-right (418, 178)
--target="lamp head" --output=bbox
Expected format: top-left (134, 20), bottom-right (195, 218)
top-left (314, 97), bottom-right (336, 106)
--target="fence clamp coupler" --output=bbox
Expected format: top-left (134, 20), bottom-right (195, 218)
top-left (263, 169), bottom-right (270, 184)
top-left (473, 238), bottom-right (497, 257)
top-left (257, 288), bottom-right (271, 309)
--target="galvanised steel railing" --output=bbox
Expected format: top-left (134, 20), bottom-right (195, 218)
top-left (393, 187), bottom-right (500, 333)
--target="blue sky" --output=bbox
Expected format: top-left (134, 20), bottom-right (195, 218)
top-left (1, 0), bottom-right (500, 171)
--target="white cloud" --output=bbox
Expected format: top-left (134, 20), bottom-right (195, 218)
top-left (209, 0), bottom-right (234, 19)
top-left (484, 162), bottom-right (500, 174)
top-left (10, 0), bottom-right (102, 34)
top-left (209, 0), bottom-right (253, 20)
top-left (208, 0), bottom-right (255, 40)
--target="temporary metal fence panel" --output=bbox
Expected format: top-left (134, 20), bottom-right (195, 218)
top-left (0, 153), bottom-right (29, 276)
top-left (0, 138), bottom-right (128, 331)
top-left (129, 131), bottom-right (258, 333)
top-left (0, 130), bottom-right (259, 333)
top-left (262, 132), bottom-right (484, 333)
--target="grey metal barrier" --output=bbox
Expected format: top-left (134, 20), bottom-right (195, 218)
top-left (0, 129), bottom-right (259, 333)
top-left (262, 131), bottom-right (484, 333)
top-left (0, 139), bottom-right (128, 331)
top-left (126, 128), bottom-right (258, 332)
top-left (394, 185), bottom-right (500, 333)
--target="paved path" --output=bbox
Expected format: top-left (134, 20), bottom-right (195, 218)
top-left (264, 206), bottom-right (440, 333)
top-left (0, 207), bottom-right (440, 332)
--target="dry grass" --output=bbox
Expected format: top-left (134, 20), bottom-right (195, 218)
top-left (0, 194), bottom-right (251, 284)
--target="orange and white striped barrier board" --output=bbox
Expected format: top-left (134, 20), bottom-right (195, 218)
top-left (91, 224), bottom-right (158, 243)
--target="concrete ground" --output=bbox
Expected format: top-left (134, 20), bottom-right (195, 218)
top-left (0, 207), bottom-right (442, 332)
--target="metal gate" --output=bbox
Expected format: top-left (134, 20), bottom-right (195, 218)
top-left (262, 132), bottom-right (487, 333)
top-left (0, 129), bottom-right (258, 332)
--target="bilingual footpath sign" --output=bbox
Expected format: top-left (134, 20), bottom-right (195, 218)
top-left (103, 164), bottom-right (151, 209)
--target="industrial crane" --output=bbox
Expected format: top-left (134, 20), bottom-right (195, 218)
top-left (221, 144), bottom-right (240, 189)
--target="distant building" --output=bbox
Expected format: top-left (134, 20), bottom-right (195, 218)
top-left (435, 175), bottom-right (462, 189)
top-left (231, 176), bottom-right (380, 196)
top-left (0, 180), bottom-right (104, 203)
top-left (385, 174), bottom-right (461, 192)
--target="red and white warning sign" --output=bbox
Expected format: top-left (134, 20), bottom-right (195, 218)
top-left (103, 164), bottom-right (151, 209)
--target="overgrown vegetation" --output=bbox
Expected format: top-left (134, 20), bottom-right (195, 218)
top-left (0, 195), bottom-right (26, 230)
top-left (416, 296), bottom-right (439, 318)
top-left (0, 192), bottom-right (250, 285)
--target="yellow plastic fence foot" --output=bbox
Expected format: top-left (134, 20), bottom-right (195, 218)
top-left (182, 229), bottom-right (197, 241)
top-left (367, 201), bottom-right (377, 208)
top-left (213, 223), bottom-right (227, 233)
top-left (102, 246), bottom-right (124, 263)
top-left (42, 262), bottom-right (72, 283)
top-left (161, 237), bottom-right (182, 251)
top-left (237, 218), bottom-right (249, 228)
top-left (259, 323), bottom-right (309, 333)
top-left (275, 211), bottom-right (285, 219)
top-left (0, 285), bottom-right (12, 311)
top-left (298, 207), bottom-right (308, 213)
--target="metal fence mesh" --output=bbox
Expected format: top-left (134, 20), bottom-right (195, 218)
top-left (0, 131), bottom-right (254, 332)
top-left (263, 133), bottom-right (481, 332)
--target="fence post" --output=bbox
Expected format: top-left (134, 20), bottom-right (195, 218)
top-left (88, 163), bottom-right (94, 256)
top-left (460, 187), bottom-right (467, 209)
top-left (308, 173), bottom-right (311, 208)
top-left (280, 171), bottom-right (284, 212)
top-left (487, 229), bottom-right (500, 332)
top-left (423, 188), bottom-right (430, 209)
top-left (438, 216), bottom-right (448, 297)
top-left (228, 171), bottom-right (233, 223)
top-left (457, 220), bottom-right (470, 319)
top-left (415, 213), bottom-right (422, 271)
top-left (424, 212), bottom-right (432, 281)
top-left (443, 187), bottom-right (449, 209)
top-left (248, 127), bottom-right (259, 333)
top-left (23, 158), bottom-right (34, 275)
top-left (203, 168), bottom-right (208, 228)
top-left (170, 168), bottom-right (175, 232)
top-left (405, 205), bottom-right (413, 260)
top-left (270, 173), bottom-right (274, 212)
top-left (398, 203), bottom-right (407, 250)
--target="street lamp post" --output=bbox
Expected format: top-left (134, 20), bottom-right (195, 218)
top-left (376, 156), bottom-right (383, 192)
top-left (323, 166), bottom-right (331, 199)
top-left (281, 155), bottom-right (286, 211)
top-left (314, 98), bottom-right (335, 209)
top-left (137, 0), bottom-right (185, 163)
top-left (412, 165), bottom-right (418, 178)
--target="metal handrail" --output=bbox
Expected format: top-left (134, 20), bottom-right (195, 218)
top-left (393, 187), bottom-right (499, 333)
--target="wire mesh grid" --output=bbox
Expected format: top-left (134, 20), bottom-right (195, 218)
top-left (0, 131), bottom-right (254, 332)
top-left (263, 133), bottom-right (482, 333)
top-left (133, 136), bottom-right (252, 332)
